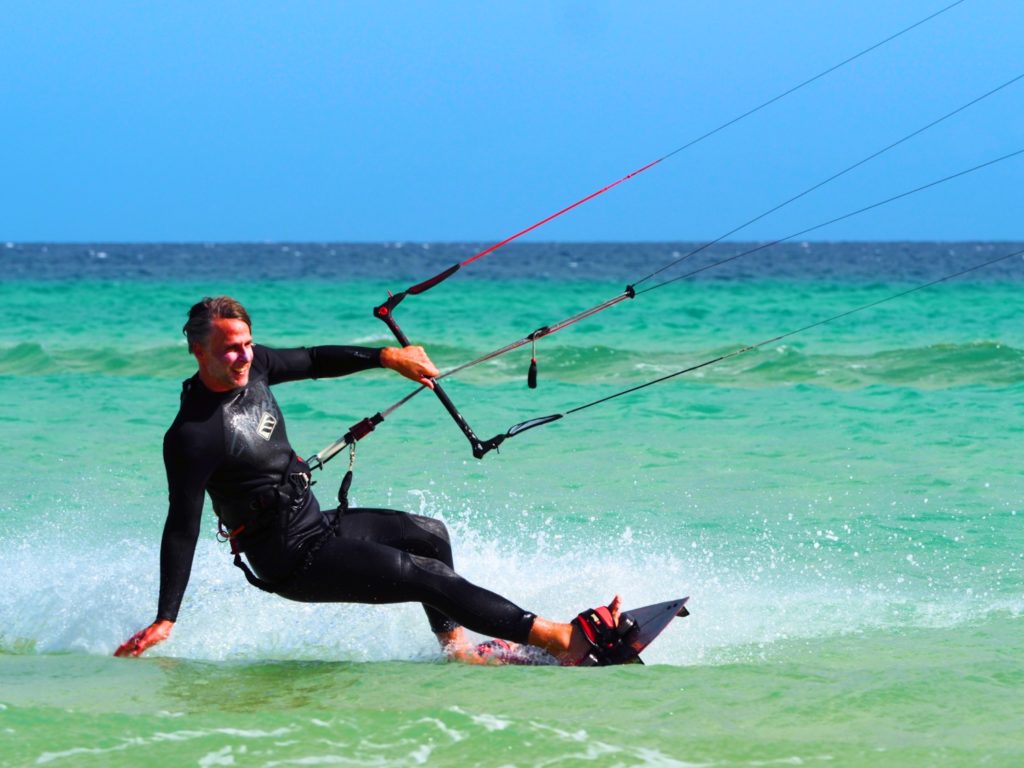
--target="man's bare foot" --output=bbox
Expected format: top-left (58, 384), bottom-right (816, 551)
top-left (444, 643), bottom-right (498, 664)
top-left (436, 627), bottom-right (520, 665)
top-left (436, 627), bottom-right (473, 662)
top-left (438, 596), bottom-right (625, 666)
top-left (525, 594), bottom-right (623, 665)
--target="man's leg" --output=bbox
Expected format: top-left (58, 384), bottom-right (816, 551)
top-left (328, 508), bottom-right (463, 637)
top-left (278, 508), bottom-right (535, 641)
top-left (275, 507), bottom-right (618, 663)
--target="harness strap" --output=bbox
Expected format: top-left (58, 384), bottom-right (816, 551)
top-left (220, 520), bottom-right (278, 592)
top-left (338, 442), bottom-right (357, 511)
top-left (232, 551), bottom-right (278, 593)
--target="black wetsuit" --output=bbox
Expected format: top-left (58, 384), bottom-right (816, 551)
top-left (158, 344), bottom-right (536, 642)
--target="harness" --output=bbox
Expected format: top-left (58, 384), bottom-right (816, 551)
top-left (217, 453), bottom-right (337, 594)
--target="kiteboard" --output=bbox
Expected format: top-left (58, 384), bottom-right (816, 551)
top-left (473, 596), bottom-right (690, 666)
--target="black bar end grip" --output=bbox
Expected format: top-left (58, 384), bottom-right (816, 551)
top-left (373, 264), bottom-right (461, 323)
top-left (472, 433), bottom-right (506, 459)
top-left (408, 262), bottom-right (461, 295)
top-left (473, 413), bottom-right (565, 459)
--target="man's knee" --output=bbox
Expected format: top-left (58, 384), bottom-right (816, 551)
top-left (407, 552), bottom-right (455, 579)
top-left (406, 513), bottom-right (451, 547)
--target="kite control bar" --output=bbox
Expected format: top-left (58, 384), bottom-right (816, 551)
top-left (374, 286), bottom-right (504, 459)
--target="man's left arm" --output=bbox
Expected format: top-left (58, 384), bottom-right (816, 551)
top-left (379, 346), bottom-right (439, 389)
top-left (263, 344), bottom-right (439, 388)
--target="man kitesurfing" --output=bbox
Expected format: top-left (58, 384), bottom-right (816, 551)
top-left (111, 6), bottom-right (1004, 665)
top-left (115, 296), bottom-right (629, 665)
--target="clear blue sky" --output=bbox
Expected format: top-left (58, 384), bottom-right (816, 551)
top-left (2, 1), bottom-right (1021, 242)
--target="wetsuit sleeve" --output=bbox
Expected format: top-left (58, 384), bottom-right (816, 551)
top-left (156, 429), bottom-right (215, 623)
top-left (258, 344), bottom-right (382, 385)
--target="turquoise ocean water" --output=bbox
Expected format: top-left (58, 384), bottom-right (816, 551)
top-left (1, 241), bottom-right (1021, 766)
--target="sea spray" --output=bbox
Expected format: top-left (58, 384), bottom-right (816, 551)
top-left (1, 242), bottom-right (1021, 766)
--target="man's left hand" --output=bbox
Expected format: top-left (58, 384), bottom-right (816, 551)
top-left (381, 346), bottom-right (440, 389)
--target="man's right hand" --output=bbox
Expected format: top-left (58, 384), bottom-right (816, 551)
top-left (114, 619), bottom-right (174, 657)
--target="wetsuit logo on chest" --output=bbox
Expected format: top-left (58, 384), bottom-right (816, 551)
top-left (256, 412), bottom-right (278, 440)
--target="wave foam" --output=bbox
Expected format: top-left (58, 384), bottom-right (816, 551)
top-left (2, 492), bottom-right (1017, 665)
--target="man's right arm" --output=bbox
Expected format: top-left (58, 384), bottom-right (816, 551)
top-left (115, 429), bottom-right (211, 657)
top-left (158, 426), bottom-right (213, 621)
top-left (156, 481), bottom-right (205, 623)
